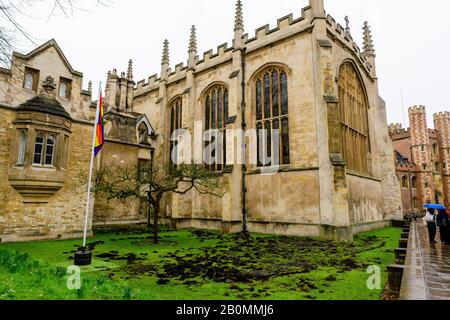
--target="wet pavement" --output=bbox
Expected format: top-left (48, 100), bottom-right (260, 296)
top-left (400, 221), bottom-right (450, 300)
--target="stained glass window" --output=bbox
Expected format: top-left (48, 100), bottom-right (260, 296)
top-left (338, 62), bottom-right (370, 174)
top-left (204, 85), bottom-right (229, 171)
top-left (255, 67), bottom-right (290, 167)
top-left (169, 98), bottom-right (183, 165)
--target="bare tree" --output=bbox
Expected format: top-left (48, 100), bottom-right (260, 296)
top-left (86, 162), bottom-right (223, 245)
top-left (0, 0), bottom-right (109, 67)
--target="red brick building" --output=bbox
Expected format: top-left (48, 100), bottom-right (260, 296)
top-left (389, 106), bottom-right (450, 214)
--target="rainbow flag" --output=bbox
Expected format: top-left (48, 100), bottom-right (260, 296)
top-left (94, 91), bottom-right (104, 157)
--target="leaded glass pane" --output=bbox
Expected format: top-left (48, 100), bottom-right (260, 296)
top-left (256, 80), bottom-right (262, 121)
top-left (18, 131), bottom-right (27, 165)
top-left (265, 120), bottom-right (271, 163)
top-left (272, 71), bottom-right (279, 117)
top-left (211, 90), bottom-right (216, 129)
top-left (224, 90), bottom-right (229, 121)
top-left (218, 88), bottom-right (223, 128)
top-left (264, 73), bottom-right (270, 119)
top-left (205, 95), bottom-right (210, 131)
top-left (33, 135), bottom-right (44, 165)
top-left (281, 72), bottom-right (288, 115)
top-left (45, 136), bottom-right (55, 166)
top-left (257, 122), bottom-right (263, 167)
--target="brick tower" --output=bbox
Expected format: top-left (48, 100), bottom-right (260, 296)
top-left (434, 112), bottom-right (450, 207)
top-left (409, 106), bottom-right (434, 206)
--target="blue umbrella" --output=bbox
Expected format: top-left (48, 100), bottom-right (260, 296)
top-left (424, 204), bottom-right (446, 210)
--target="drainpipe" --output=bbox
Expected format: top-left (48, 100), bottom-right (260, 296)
top-left (240, 48), bottom-right (248, 233)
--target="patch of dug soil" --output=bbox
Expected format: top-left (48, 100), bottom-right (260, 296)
top-left (96, 251), bottom-right (145, 264)
top-left (156, 233), bottom-right (364, 284)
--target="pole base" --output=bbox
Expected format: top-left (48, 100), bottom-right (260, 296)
top-left (74, 247), bottom-right (92, 266)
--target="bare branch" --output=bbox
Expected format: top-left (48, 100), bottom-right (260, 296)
top-left (0, 0), bottom-right (111, 68)
top-left (77, 162), bottom-right (223, 244)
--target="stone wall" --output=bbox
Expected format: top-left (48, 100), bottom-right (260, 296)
top-left (0, 110), bottom-right (93, 242)
top-left (92, 140), bottom-right (148, 227)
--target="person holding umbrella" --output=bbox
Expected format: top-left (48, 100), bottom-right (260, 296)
top-left (437, 209), bottom-right (450, 244)
top-left (424, 206), bottom-right (438, 244)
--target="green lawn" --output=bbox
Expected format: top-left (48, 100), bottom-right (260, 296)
top-left (0, 226), bottom-right (401, 300)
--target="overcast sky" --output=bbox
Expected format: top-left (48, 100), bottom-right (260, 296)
top-left (13, 0), bottom-right (450, 127)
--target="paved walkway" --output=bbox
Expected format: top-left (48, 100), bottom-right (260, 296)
top-left (400, 221), bottom-right (450, 300)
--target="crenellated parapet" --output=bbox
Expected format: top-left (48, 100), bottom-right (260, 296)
top-left (326, 15), bottom-right (373, 76)
top-left (243, 8), bottom-right (309, 45)
top-left (133, 1), bottom-right (376, 101)
top-left (434, 111), bottom-right (450, 121)
top-left (434, 111), bottom-right (450, 149)
top-left (409, 105), bottom-right (426, 114)
top-left (388, 123), bottom-right (403, 135)
top-left (197, 43), bottom-right (233, 65)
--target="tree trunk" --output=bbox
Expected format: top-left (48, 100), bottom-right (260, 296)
top-left (147, 200), bottom-right (152, 226)
top-left (153, 201), bottom-right (160, 244)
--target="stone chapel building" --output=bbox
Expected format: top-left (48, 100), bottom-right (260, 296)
top-left (0, 0), bottom-right (403, 243)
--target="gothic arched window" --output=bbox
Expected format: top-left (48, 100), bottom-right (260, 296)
top-left (204, 84), bottom-right (228, 171)
top-left (255, 67), bottom-right (290, 167)
top-left (338, 62), bottom-right (370, 174)
top-left (169, 97), bottom-right (182, 164)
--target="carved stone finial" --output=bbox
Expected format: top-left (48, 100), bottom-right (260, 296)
top-left (41, 76), bottom-right (57, 97)
top-left (88, 81), bottom-right (93, 93)
top-left (105, 71), bottom-right (111, 89)
top-left (189, 25), bottom-right (197, 53)
top-left (345, 16), bottom-right (350, 33)
top-left (363, 21), bottom-right (375, 58)
top-left (162, 39), bottom-right (170, 66)
top-left (127, 59), bottom-right (133, 80)
top-left (234, 0), bottom-right (244, 32)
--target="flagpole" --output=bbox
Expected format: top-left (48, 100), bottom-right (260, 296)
top-left (82, 82), bottom-right (102, 248)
